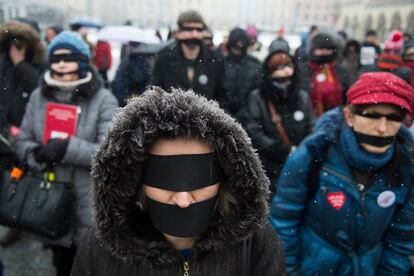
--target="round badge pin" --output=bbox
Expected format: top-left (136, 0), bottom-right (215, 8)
top-left (377, 190), bottom-right (396, 208)
top-left (316, 73), bottom-right (326, 82)
top-left (293, 110), bottom-right (305, 122)
top-left (198, 74), bottom-right (208, 85)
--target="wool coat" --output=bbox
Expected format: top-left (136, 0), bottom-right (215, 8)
top-left (14, 71), bottom-right (118, 247)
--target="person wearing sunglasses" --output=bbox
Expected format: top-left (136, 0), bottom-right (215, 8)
top-left (14, 31), bottom-right (118, 276)
top-left (152, 10), bottom-right (226, 106)
top-left (271, 72), bottom-right (414, 275)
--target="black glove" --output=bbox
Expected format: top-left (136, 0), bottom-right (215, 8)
top-left (34, 138), bottom-right (69, 165)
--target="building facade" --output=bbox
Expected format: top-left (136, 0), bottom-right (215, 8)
top-left (338, 0), bottom-right (414, 41)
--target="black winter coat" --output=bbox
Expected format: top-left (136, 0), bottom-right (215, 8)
top-left (71, 88), bottom-right (286, 276)
top-left (0, 22), bottom-right (46, 127)
top-left (223, 55), bottom-right (261, 116)
top-left (111, 54), bottom-right (152, 106)
top-left (0, 57), bottom-right (44, 126)
top-left (242, 87), bottom-right (314, 187)
top-left (151, 43), bottom-right (226, 103)
top-left (73, 224), bottom-right (283, 276)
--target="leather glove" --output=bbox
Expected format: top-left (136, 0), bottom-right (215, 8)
top-left (34, 138), bottom-right (68, 165)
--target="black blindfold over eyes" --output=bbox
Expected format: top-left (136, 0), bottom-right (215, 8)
top-left (49, 53), bottom-right (88, 64)
top-left (354, 110), bottom-right (405, 122)
top-left (143, 153), bottom-right (222, 192)
top-left (180, 26), bottom-right (204, 32)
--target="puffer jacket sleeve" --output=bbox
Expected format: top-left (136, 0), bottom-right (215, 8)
top-left (376, 181), bottom-right (414, 275)
top-left (243, 91), bottom-right (291, 160)
top-left (270, 143), bottom-right (313, 274)
top-left (15, 89), bottom-right (42, 160)
top-left (63, 90), bottom-right (118, 167)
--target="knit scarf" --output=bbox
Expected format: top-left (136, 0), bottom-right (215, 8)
top-left (376, 53), bottom-right (403, 70)
top-left (340, 125), bottom-right (394, 172)
top-left (308, 61), bottom-right (343, 117)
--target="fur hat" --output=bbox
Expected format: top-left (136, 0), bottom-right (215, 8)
top-left (0, 21), bottom-right (44, 64)
top-left (384, 30), bottom-right (404, 55)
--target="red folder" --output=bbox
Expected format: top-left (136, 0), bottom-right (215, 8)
top-left (43, 103), bottom-right (79, 144)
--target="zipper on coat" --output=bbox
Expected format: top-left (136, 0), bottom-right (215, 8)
top-left (183, 261), bottom-right (190, 276)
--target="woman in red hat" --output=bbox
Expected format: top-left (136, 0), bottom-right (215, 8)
top-left (271, 72), bottom-right (414, 275)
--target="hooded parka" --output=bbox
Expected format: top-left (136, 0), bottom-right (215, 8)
top-left (71, 87), bottom-right (286, 276)
top-left (0, 21), bottom-right (46, 127)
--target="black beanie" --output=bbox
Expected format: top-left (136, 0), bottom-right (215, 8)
top-left (227, 27), bottom-right (249, 51)
top-left (311, 33), bottom-right (338, 51)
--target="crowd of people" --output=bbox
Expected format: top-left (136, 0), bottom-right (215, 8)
top-left (0, 8), bottom-right (414, 276)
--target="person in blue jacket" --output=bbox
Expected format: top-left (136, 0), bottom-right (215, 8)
top-left (271, 71), bottom-right (414, 275)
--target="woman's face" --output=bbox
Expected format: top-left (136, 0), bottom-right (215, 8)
top-left (143, 138), bottom-right (220, 208)
top-left (50, 49), bottom-right (79, 82)
top-left (344, 104), bottom-right (403, 153)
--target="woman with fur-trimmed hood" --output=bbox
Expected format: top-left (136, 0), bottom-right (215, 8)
top-left (0, 20), bottom-right (46, 127)
top-left (71, 87), bottom-right (286, 275)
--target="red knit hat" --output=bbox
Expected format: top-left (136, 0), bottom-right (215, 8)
top-left (384, 30), bottom-right (404, 55)
top-left (347, 72), bottom-right (414, 115)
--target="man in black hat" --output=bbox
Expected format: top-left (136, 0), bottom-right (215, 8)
top-left (297, 32), bottom-right (349, 117)
top-left (151, 10), bottom-right (226, 104)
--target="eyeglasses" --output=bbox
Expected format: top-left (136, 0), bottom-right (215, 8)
top-left (353, 110), bottom-right (405, 122)
top-left (180, 26), bottom-right (204, 33)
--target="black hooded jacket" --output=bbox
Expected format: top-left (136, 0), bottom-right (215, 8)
top-left (71, 88), bottom-right (286, 276)
top-left (241, 52), bottom-right (315, 188)
top-left (0, 21), bottom-right (46, 126)
top-left (223, 28), bottom-right (261, 117)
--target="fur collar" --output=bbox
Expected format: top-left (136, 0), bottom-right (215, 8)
top-left (92, 87), bottom-right (269, 265)
top-left (43, 71), bottom-right (92, 91)
top-left (41, 69), bottom-right (102, 102)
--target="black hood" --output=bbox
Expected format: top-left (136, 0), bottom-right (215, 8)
top-left (227, 27), bottom-right (249, 56)
top-left (91, 87), bottom-right (269, 265)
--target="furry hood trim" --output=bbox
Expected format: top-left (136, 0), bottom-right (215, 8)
top-left (91, 87), bottom-right (269, 265)
top-left (0, 21), bottom-right (44, 64)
